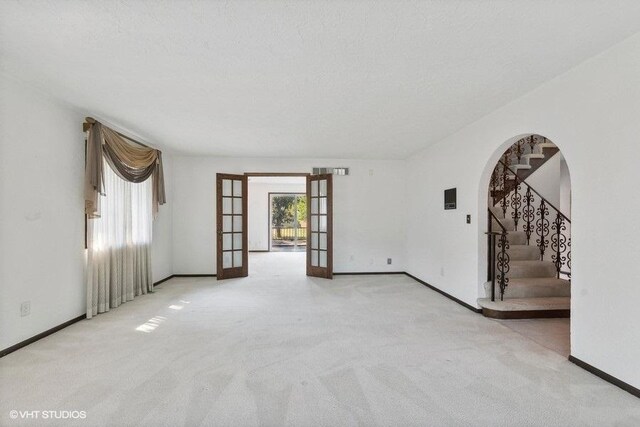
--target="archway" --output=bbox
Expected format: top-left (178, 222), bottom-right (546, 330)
top-left (478, 134), bottom-right (572, 355)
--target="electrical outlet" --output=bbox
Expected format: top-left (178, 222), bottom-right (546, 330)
top-left (440, 267), bottom-right (445, 277)
top-left (387, 258), bottom-right (392, 265)
top-left (466, 214), bottom-right (471, 224)
top-left (349, 255), bottom-right (354, 262)
top-left (20, 301), bottom-right (30, 317)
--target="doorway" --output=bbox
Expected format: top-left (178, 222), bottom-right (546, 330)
top-left (225, 173), bottom-right (332, 279)
top-left (269, 193), bottom-right (307, 252)
top-left (480, 134), bottom-right (571, 356)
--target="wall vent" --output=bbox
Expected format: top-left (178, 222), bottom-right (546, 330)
top-left (312, 167), bottom-right (349, 176)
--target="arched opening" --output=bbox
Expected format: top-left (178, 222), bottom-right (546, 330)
top-left (478, 134), bottom-right (571, 356)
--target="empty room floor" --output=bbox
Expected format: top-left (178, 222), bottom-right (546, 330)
top-left (1, 261), bottom-right (639, 426)
top-left (497, 318), bottom-right (571, 358)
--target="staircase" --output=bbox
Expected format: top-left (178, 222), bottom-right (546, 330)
top-left (479, 136), bottom-right (571, 319)
top-left (478, 207), bottom-right (571, 318)
top-left (490, 136), bottom-right (559, 204)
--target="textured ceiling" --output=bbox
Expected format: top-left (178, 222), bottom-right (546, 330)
top-left (2, 1), bottom-right (640, 159)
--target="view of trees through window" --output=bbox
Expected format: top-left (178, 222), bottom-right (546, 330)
top-left (271, 194), bottom-right (306, 252)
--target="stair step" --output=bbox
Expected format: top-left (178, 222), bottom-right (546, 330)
top-left (522, 153), bottom-right (544, 161)
top-left (509, 164), bottom-right (532, 172)
top-left (489, 206), bottom-right (504, 219)
top-left (506, 260), bottom-right (557, 279)
top-left (484, 278), bottom-right (570, 299)
top-left (492, 218), bottom-right (515, 231)
top-left (504, 245), bottom-right (540, 261)
top-left (477, 297), bottom-right (570, 318)
top-left (538, 142), bottom-right (557, 151)
top-left (506, 231), bottom-right (527, 245)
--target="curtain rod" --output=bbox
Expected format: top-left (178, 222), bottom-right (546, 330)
top-left (83, 117), bottom-right (155, 150)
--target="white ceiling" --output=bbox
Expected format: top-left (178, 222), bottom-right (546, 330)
top-left (2, 1), bottom-right (640, 159)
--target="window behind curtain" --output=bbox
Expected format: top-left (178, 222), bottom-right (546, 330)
top-left (88, 159), bottom-right (152, 252)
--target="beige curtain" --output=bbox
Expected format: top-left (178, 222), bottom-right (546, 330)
top-left (86, 158), bottom-right (153, 318)
top-left (84, 123), bottom-right (104, 218)
top-left (85, 120), bottom-right (166, 218)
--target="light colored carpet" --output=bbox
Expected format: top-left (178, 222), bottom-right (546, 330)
top-left (496, 318), bottom-right (571, 358)
top-left (1, 253), bottom-right (639, 426)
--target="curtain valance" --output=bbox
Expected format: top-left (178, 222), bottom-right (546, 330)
top-left (84, 119), bottom-right (166, 218)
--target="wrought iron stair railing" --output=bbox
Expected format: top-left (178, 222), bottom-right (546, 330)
top-left (487, 159), bottom-right (571, 301)
top-left (487, 210), bottom-right (509, 301)
top-left (489, 135), bottom-right (558, 203)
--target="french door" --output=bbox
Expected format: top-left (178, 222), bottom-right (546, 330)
top-left (216, 174), bottom-right (248, 279)
top-left (306, 174), bottom-right (333, 279)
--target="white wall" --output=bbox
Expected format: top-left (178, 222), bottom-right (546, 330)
top-left (406, 33), bottom-right (640, 388)
top-left (0, 76), bottom-right (86, 350)
top-left (151, 154), bottom-right (174, 281)
top-left (248, 180), bottom-right (305, 251)
top-left (522, 152), bottom-right (563, 211)
top-left (559, 158), bottom-right (571, 219)
top-left (0, 76), bottom-right (174, 351)
top-left (172, 158), bottom-right (406, 274)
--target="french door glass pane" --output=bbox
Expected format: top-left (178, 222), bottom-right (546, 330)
top-left (311, 250), bottom-right (319, 267)
top-left (223, 233), bottom-right (232, 250)
top-left (222, 179), bottom-right (232, 197)
top-left (311, 232), bottom-right (318, 249)
top-left (311, 197), bottom-right (318, 214)
top-left (233, 250), bottom-right (242, 267)
top-left (319, 250), bottom-right (327, 267)
top-left (233, 198), bottom-right (242, 214)
top-left (319, 215), bottom-right (327, 232)
top-left (319, 197), bottom-right (327, 214)
top-left (222, 197), bottom-right (232, 214)
top-left (311, 181), bottom-right (318, 197)
top-left (222, 251), bottom-right (232, 268)
top-left (233, 215), bottom-right (242, 232)
top-left (223, 215), bottom-right (232, 232)
top-left (319, 179), bottom-right (327, 196)
top-left (319, 233), bottom-right (327, 250)
top-left (233, 180), bottom-right (242, 197)
top-left (233, 233), bottom-right (242, 250)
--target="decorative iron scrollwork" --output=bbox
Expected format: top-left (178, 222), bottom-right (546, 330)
top-left (550, 212), bottom-right (567, 277)
top-left (490, 166), bottom-right (500, 205)
top-left (510, 182), bottom-right (522, 229)
top-left (500, 153), bottom-right (512, 217)
top-left (566, 238), bottom-right (571, 279)
top-left (513, 140), bottom-right (524, 163)
top-left (535, 199), bottom-right (550, 260)
top-left (522, 186), bottom-right (535, 244)
top-left (496, 231), bottom-right (510, 301)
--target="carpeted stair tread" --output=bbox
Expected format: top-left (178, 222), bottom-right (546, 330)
top-left (492, 217), bottom-right (516, 231)
top-left (505, 245), bottom-right (540, 261)
top-left (504, 231), bottom-right (527, 245)
top-left (489, 207), bottom-right (504, 219)
top-left (484, 278), bottom-right (570, 298)
top-left (506, 260), bottom-right (557, 278)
